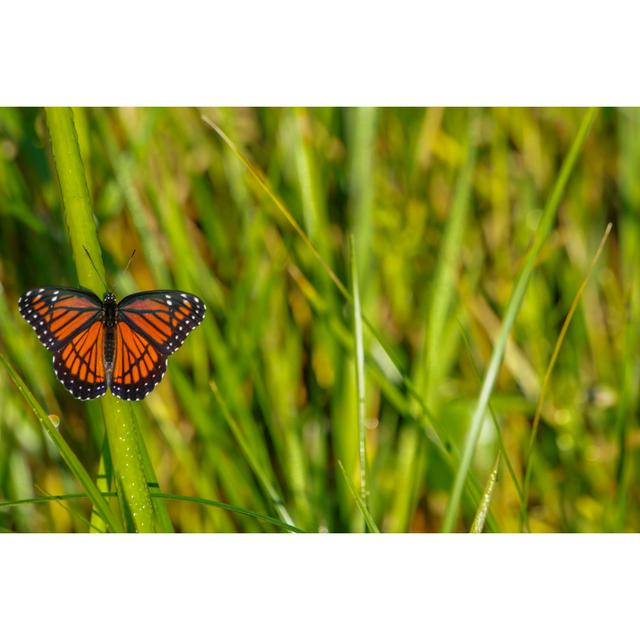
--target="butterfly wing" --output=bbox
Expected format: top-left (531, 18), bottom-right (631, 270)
top-left (18, 287), bottom-right (103, 352)
top-left (111, 290), bottom-right (205, 400)
top-left (110, 321), bottom-right (167, 400)
top-left (117, 290), bottom-right (206, 355)
top-left (19, 288), bottom-right (205, 401)
top-left (53, 319), bottom-right (108, 400)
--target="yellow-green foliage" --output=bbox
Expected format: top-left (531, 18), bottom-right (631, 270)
top-left (0, 107), bottom-right (637, 532)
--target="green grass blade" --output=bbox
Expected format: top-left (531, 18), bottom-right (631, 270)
top-left (388, 112), bottom-right (477, 532)
top-left (347, 107), bottom-right (377, 280)
top-left (45, 107), bottom-right (160, 532)
top-left (0, 492), bottom-right (303, 533)
top-left (0, 493), bottom-right (112, 508)
top-left (152, 493), bottom-right (304, 533)
top-left (0, 352), bottom-right (123, 532)
top-left (470, 454), bottom-right (500, 533)
top-left (442, 107), bottom-right (598, 532)
top-left (337, 461), bottom-right (380, 533)
top-left (614, 109), bottom-right (640, 531)
top-left (131, 407), bottom-right (175, 533)
top-left (521, 222), bottom-right (612, 531)
top-left (89, 446), bottom-right (113, 533)
top-left (457, 318), bottom-right (523, 504)
top-left (422, 112), bottom-right (478, 407)
top-left (210, 380), bottom-right (295, 527)
top-left (202, 115), bottom-right (350, 300)
top-left (349, 235), bottom-right (368, 510)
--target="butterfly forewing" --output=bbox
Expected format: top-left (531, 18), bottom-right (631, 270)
top-left (118, 290), bottom-right (206, 355)
top-left (19, 287), bottom-right (103, 352)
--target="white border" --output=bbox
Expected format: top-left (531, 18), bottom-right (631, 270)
top-left (1, 535), bottom-right (637, 638)
top-left (2, 1), bottom-right (640, 105)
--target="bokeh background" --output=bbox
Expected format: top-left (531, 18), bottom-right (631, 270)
top-left (0, 107), bottom-right (638, 532)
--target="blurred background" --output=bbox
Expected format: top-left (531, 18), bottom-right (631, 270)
top-left (0, 107), bottom-right (638, 532)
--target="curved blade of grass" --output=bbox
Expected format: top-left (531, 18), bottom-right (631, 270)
top-left (458, 318), bottom-right (523, 504)
top-left (470, 453), bottom-right (500, 533)
top-left (337, 461), bottom-right (380, 533)
top-left (0, 352), bottom-right (123, 532)
top-left (0, 492), bottom-right (303, 533)
top-left (153, 493), bottom-right (303, 533)
top-left (0, 493), bottom-right (111, 508)
top-left (45, 107), bottom-right (160, 532)
top-left (34, 483), bottom-right (101, 532)
top-left (210, 380), bottom-right (295, 527)
top-left (349, 235), bottom-right (368, 511)
top-left (442, 107), bottom-right (598, 532)
top-left (203, 115), bottom-right (349, 299)
top-left (521, 221), bottom-right (612, 531)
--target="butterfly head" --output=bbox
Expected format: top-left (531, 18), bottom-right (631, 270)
top-left (103, 291), bottom-right (117, 305)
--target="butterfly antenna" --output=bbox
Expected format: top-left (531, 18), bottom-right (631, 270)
top-left (82, 246), bottom-right (109, 292)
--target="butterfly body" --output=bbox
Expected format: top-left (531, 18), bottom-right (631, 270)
top-left (101, 292), bottom-right (118, 388)
top-left (103, 292), bottom-right (118, 328)
top-left (19, 287), bottom-right (205, 401)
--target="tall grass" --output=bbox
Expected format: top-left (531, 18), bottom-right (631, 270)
top-left (46, 108), bottom-right (161, 532)
top-left (0, 107), bottom-right (636, 533)
top-left (442, 107), bottom-right (597, 531)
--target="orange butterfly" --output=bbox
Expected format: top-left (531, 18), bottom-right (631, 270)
top-left (19, 288), bottom-right (205, 400)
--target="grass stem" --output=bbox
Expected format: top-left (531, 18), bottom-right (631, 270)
top-left (520, 222), bottom-right (612, 531)
top-left (45, 107), bottom-right (159, 532)
top-left (350, 235), bottom-right (368, 511)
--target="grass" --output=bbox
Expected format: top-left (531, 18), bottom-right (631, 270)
top-left (46, 108), bottom-right (160, 532)
top-left (442, 107), bottom-right (597, 531)
top-left (0, 107), bottom-right (637, 533)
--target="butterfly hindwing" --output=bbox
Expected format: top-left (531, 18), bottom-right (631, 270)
top-left (19, 287), bottom-right (103, 352)
top-left (53, 319), bottom-right (108, 400)
top-left (110, 320), bottom-right (167, 400)
top-left (118, 290), bottom-right (206, 355)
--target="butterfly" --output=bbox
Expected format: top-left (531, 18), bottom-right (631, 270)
top-left (18, 287), bottom-right (206, 401)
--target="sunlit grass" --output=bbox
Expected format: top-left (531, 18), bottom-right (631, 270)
top-left (0, 107), bottom-right (635, 532)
